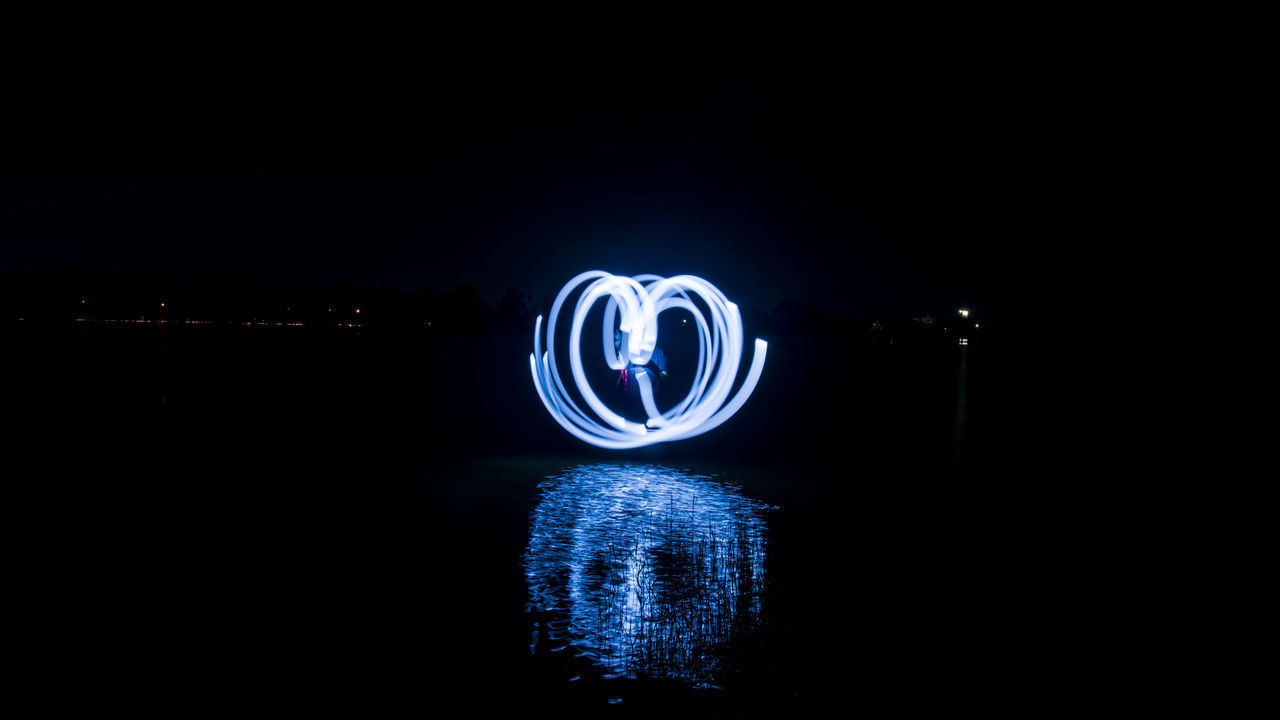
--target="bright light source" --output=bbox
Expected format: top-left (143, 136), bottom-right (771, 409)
top-left (959, 309), bottom-right (969, 318)
top-left (355, 308), bottom-right (361, 314)
top-left (531, 272), bottom-right (767, 449)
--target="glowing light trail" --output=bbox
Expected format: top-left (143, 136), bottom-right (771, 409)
top-left (530, 271), bottom-right (767, 449)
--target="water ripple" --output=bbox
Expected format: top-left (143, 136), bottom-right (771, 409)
top-left (524, 463), bottom-right (771, 689)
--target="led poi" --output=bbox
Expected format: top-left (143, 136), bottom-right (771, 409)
top-left (530, 271), bottom-right (767, 449)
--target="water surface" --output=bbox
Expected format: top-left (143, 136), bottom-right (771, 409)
top-left (525, 463), bottom-right (773, 690)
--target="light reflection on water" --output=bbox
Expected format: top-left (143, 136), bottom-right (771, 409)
top-left (524, 463), bottom-right (772, 689)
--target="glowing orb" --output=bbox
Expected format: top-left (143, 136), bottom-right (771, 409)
top-left (530, 271), bottom-right (767, 449)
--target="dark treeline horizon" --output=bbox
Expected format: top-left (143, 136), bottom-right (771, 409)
top-left (0, 259), bottom-right (986, 341)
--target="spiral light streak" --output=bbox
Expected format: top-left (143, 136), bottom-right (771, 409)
top-left (530, 271), bottom-right (767, 449)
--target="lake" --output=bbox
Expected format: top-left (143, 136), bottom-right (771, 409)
top-left (8, 323), bottom-right (1035, 715)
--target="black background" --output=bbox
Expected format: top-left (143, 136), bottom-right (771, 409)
top-left (3, 21), bottom-right (1109, 716)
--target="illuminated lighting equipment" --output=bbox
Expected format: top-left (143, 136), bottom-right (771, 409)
top-left (959, 308), bottom-right (969, 318)
top-left (530, 271), bottom-right (767, 449)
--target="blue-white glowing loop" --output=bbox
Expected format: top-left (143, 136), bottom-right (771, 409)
top-left (530, 271), bottom-right (767, 449)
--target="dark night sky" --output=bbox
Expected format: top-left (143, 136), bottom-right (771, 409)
top-left (1, 30), bottom-right (1052, 317)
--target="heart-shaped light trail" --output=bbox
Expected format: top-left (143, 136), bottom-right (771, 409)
top-left (530, 271), bottom-right (768, 449)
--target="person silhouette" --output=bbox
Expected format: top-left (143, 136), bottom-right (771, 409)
top-left (615, 330), bottom-right (668, 396)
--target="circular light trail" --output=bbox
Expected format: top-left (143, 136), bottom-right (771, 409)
top-left (530, 271), bottom-right (767, 449)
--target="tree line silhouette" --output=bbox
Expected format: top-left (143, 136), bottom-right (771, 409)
top-left (1, 261), bottom-right (978, 344)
